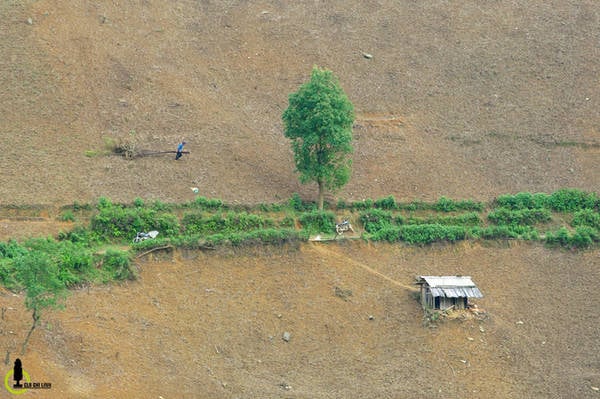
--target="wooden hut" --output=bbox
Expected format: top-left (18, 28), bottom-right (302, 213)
top-left (416, 276), bottom-right (483, 310)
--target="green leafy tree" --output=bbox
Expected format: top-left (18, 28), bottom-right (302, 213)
top-left (15, 252), bottom-right (66, 354)
top-left (282, 66), bottom-right (355, 210)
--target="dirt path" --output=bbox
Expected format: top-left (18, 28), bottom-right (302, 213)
top-left (309, 242), bottom-right (418, 291)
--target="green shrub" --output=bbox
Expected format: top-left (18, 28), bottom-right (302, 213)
top-left (289, 193), bottom-right (315, 212)
top-left (226, 228), bottom-right (306, 246)
top-left (0, 241), bottom-right (25, 290)
top-left (374, 195), bottom-right (397, 210)
top-left (571, 209), bottom-right (600, 229)
top-left (0, 240), bottom-right (28, 259)
top-left (471, 225), bottom-right (538, 240)
top-left (57, 243), bottom-right (93, 286)
top-left (97, 196), bottom-right (113, 210)
top-left (166, 234), bottom-right (203, 249)
top-left (254, 228), bottom-right (307, 244)
top-left (401, 224), bottom-right (467, 244)
top-left (17, 238), bottom-right (96, 287)
top-left (181, 213), bottom-right (204, 235)
top-left (456, 199), bottom-right (485, 212)
top-left (182, 212), bottom-right (273, 235)
top-left (336, 199), bottom-right (348, 209)
top-left (495, 192), bottom-right (549, 210)
top-left (203, 233), bottom-right (228, 246)
top-left (398, 200), bottom-right (428, 211)
top-left (488, 208), bottom-right (552, 225)
top-left (547, 189), bottom-right (597, 212)
top-left (151, 213), bottom-right (181, 237)
top-left (289, 193), bottom-right (304, 211)
top-left (545, 226), bottom-right (599, 249)
top-left (72, 201), bottom-right (92, 211)
top-left (58, 226), bottom-right (94, 244)
top-left (91, 206), bottom-right (179, 240)
top-left (351, 198), bottom-right (374, 210)
top-left (59, 211), bottom-right (76, 222)
top-left (133, 197), bottom-right (145, 208)
top-left (407, 212), bottom-right (481, 226)
top-left (151, 200), bottom-right (173, 212)
top-left (279, 216), bottom-right (296, 229)
top-left (257, 202), bottom-right (283, 212)
top-left (0, 259), bottom-right (19, 290)
top-left (394, 214), bottom-right (407, 225)
top-left (370, 226), bottom-right (402, 242)
top-left (570, 227), bottom-right (598, 248)
top-left (190, 196), bottom-right (225, 211)
top-left (371, 224), bottom-right (467, 244)
top-left (433, 197), bottom-right (484, 212)
top-left (544, 227), bottom-right (571, 247)
top-left (434, 197), bottom-right (457, 212)
top-left (90, 206), bottom-right (142, 239)
top-left (226, 212), bottom-right (274, 232)
top-left (298, 211), bottom-right (336, 234)
top-left (359, 209), bottom-right (394, 233)
top-left (101, 249), bottom-right (135, 281)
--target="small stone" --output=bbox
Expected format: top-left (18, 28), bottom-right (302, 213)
top-left (27, 18), bottom-right (33, 25)
top-left (282, 331), bottom-right (291, 342)
top-left (368, 315), bottom-right (374, 320)
top-left (467, 337), bottom-right (474, 341)
top-left (591, 386), bottom-right (599, 391)
top-left (516, 320), bottom-right (524, 325)
top-left (362, 52), bottom-right (373, 59)
top-left (479, 326), bottom-right (485, 333)
top-left (279, 382), bottom-right (292, 390)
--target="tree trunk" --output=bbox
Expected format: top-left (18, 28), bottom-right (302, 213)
top-left (317, 179), bottom-right (325, 211)
top-left (21, 309), bottom-right (39, 355)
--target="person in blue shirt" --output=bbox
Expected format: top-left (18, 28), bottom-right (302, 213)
top-left (175, 140), bottom-right (186, 160)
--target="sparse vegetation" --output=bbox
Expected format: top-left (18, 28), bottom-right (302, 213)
top-left (0, 190), bottom-right (597, 354)
top-left (3, 190), bottom-right (597, 258)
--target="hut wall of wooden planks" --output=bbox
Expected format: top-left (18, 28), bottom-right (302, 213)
top-left (416, 276), bottom-right (483, 310)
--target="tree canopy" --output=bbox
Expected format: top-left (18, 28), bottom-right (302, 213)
top-left (282, 66), bottom-right (355, 210)
top-left (15, 249), bottom-right (66, 354)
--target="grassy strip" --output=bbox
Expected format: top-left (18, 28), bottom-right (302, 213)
top-left (0, 189), bottom-right (597, 352)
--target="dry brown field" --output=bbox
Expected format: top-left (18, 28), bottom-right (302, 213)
top-left (0, 1), bottom-right (598, 398)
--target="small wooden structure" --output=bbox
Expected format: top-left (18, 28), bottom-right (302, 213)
top-left (416, 276), bottom-right (483, 310)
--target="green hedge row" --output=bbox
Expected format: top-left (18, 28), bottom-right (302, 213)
top-left (182, 212), bottom-right (275, 235)
top-left (487, 208), bottom-right (552, 226)
top-left (370, 224), bottom-right (540, 244)
top-left (495, 189), bottom-right (598, 212)
top-left (348, 195), bottom-right (484, 212)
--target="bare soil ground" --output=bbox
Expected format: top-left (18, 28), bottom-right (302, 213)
top-left (1, 242), bottom-right (599, 398)
top-left (0, 1), bottom-right (599, 398)
top-left (0, 0), bottom-right (598, 205)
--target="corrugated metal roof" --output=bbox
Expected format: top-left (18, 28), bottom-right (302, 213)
top-left (419, 276), bottom-right (483, 298)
